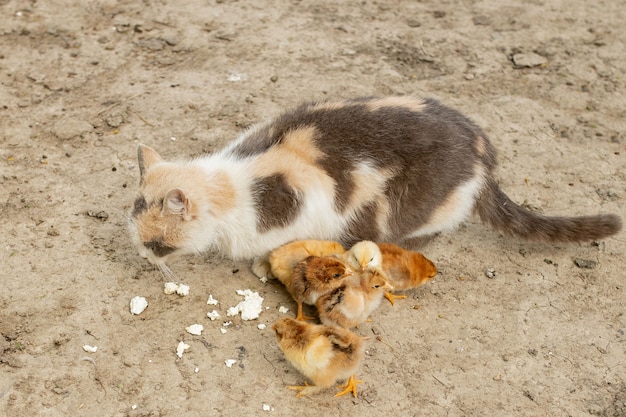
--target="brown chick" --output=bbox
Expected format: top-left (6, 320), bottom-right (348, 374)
top-left (272, 317), bottom-right (366, 397)
top-left (316, 269), bottom-right (393, 329)
top-left (377, 242), bottom-right (438, 305)
top-left (268, 240), bottom-right (346, 287)
top-left (288, 256), bottom-right (353, 321)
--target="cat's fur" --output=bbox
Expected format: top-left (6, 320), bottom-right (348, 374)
top-left (128, 96), bottom-right (622, 269)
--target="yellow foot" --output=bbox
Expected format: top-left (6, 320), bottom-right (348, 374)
top-left (287, 381), bottom-right (322, 397)
top-left (384, 291), bottom-right (407, 306)
top-left (335, 375), bottom-right (363, 398)
top-left (287, 381), bottom-right (309, 397)
top-left (295, 303), bottom-right (316, 321)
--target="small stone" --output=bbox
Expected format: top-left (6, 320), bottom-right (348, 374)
top-left (473, 15), bottom-right (491, 26)
top-left (214, 30), bottom-right (236, 41)
top-left (270, 75), bottom-right (278, 82)
top-left (573, 258), bottom-right (596, 269)
top-left (406, 19), bottom-right (421, 28)
top-left (512, 53), bottom-right (548, 68)
top-left (485, 268), bottom-right (497, 279)
top-left (87, 210), bottom-right (109, 221)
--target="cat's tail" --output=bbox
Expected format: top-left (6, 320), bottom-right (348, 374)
top-left (475, 178), bottom-right (622, 242)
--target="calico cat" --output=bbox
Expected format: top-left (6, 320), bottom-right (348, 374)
top-left (128, 96), bottom-right (621, 274)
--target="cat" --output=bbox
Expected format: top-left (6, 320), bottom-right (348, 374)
top-left (128, 95), bottom-right (621, 275)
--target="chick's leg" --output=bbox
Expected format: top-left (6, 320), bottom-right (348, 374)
top-left (295, 301), bottom-right (315, 321)
top-left (384, 291), bottom-right (407, 306)
top-left (287, 381), bottom-right (324, 397)
top-left (335, 374), bottom-right (363, 398)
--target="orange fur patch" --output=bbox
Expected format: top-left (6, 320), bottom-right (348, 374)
top-left (365, 96), bottom-right (426, 113)
top-left (252, 126), bottom-right (335, 195)
top-left (473, 135), bottom-right (488, 156)
top-left (309, 101), bottom-right (350, 112)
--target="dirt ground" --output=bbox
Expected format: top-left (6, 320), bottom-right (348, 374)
top-left (1, 0), bottom-right (625, 416)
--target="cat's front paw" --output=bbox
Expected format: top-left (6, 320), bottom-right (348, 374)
top-left (251, 256), bottom-right (272, 280)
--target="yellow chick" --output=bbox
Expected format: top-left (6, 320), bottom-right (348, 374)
top-left (341, 240), bottom-right (383, 274)
top-left (377, 242), bottom-right (438, 305)
top-left (316, 269), bottom-right (393, 329)
top-left (272, 317), bottom-right (366, 397)
top-left (268, 240), bottom-right (346, 286)
top-left (287, 256), bottom-right (353, 321)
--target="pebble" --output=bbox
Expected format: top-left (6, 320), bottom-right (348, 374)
top-left (485, 268), bottom-right (497, 279)
top-left (512, 53), bottom-right (547, 68)
top-left (473, 15), bottom-right (491, 26)
top-left (573, 258), bottom-right (597, 269)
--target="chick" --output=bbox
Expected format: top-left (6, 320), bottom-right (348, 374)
top-left (267, 240), bottom-right (346, 287)
top-left (288, 256), bottom-right (353, 321)
top-left (316, 269), bottom-right (393, 329)
top-left (272, 317), bottom-right (366, 397)
top-left (341, 240), bottom-right (384, 275)
top-left (378, 242), bottom-right (438, 305)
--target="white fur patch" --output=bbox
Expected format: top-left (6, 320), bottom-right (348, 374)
top-left (408, 166), bottom-right (486, 238)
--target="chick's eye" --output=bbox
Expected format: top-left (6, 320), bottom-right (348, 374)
top-left (333, 273), bottom-right (341, 278)
top-left (369, 257), bottom-right (374, 262)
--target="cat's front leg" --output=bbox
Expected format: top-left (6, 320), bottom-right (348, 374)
top-left (251, 255), bottom-right (273, 280)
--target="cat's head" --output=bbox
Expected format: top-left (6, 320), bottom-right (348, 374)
top-left (128, 145), bottom-right (216, 271)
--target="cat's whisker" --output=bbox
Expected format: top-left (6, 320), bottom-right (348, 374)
top-left (157, 262), bottom-right (176, 280)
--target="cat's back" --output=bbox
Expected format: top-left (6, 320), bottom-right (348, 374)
top-left (227, 96), bottom-right (496, 171)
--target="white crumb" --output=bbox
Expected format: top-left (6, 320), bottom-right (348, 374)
top-left (262, 404), bottom-right (272, 411)
top-left (227, 289), bottom-right (264, 320)
top-left (207, 310), bottom-right (220, 321)
top-left (206, 294), bottom-right (219, 305)
top-left (259, 276), bottom-right (268, 283)
top-left (223, 321), bottom-right (232, 327)
top-left (224, 359), bottom-right (237, 368)
top-left (163, 281), bottom-right (190, 296)
top-left (131, 405), bottom-right (137, 410)
top-left (220, 328), bottom-right (227, 334)
top-left (185, 324), bottom-right (204, 335)
top-left (194, 367), bottom-right (199, 373)
top-left (82, 345), bottom-right (98, 353)
top-left (163, 282), bottom-right (179, 295)
top-left (278, 306), bottom-right (289, 314)
top-left (176, 341), bottom-right (190, 358)
top-left (176, 283), bottom-right (190, 296)
top-left (257, 323), bottom-right (266, 330)
top-left (129, 296), bottom-right (148, 315)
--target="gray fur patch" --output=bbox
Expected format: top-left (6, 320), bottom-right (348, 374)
top-left (251, 173), bottom-right (302, 232)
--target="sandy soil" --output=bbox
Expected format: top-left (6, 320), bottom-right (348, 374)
top-left (1, 0), bottom-right (625, 416)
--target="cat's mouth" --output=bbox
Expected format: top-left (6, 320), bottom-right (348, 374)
top-left (139, 246), bottom-right (177, 279)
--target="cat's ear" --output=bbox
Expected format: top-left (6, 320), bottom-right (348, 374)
top-left (163, 189), bottom-right (192, 220)
top-left (137, 144), bottom-right (163, 183)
